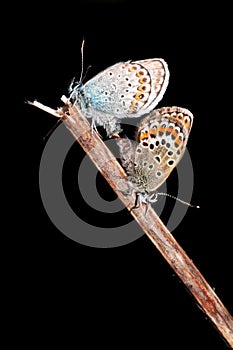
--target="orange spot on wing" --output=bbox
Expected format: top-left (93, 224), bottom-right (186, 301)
top-left (184, 119), bottom-right (192, 130)
top-left (175, 137), bottom-right (182, 145)
top-left (128, 66), bottom-right (137, 72)
top-left (136, 71), bottom-right (144, 77)
top-left (172, 129), bottom-right (178, 138)
top-left (137, 85), bottom-right (146, 92)
top-left (149, 128), bottom-right (158, 135)
top-left (139, 131), bottom-right (149, 140)
top-left (139, 77), bottom-right (148, 84)
top-left (154, 124), bottom-right (166, 135)
top-left (165, 126), bottom-right (174, 134)
top-left (134, 93), bottom-right (144, 101)
top-left (159, 125), bottom-right (166, 132)
top-left (129, 101), bottom-right (136, 110)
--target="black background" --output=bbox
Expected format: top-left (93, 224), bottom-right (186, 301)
top-left (11, 0), bottom-right (232, 348)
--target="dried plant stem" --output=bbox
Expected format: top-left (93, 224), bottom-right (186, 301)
top-left (30, 96), bottom-right (233, 348)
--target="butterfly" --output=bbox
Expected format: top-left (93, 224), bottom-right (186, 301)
top-left (117, 106), bottom-right (194, 208)
top-left (69, 58), bottom-right (169, 136)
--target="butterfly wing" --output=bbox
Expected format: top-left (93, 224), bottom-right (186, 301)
top-left (135, 106), bottom-right (193, 193)
top-left (82, 59), bottom-right (169, 117)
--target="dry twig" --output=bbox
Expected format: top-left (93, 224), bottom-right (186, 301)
top-left (29, 96), bottom-right (233, 348)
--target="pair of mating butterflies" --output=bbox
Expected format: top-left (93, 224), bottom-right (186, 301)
top-left (69, 58), bottom-right (193, 205)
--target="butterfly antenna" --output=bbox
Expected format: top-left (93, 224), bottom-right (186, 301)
top-left (79, 38), bottom-right (85, 83)
top-left (156, 192), bottom-right (200, 208)
top-left (78, 39), bottom-right (92, 83)
top-left (69, 39), bottom-right (87, 97)
top-left (82, 64), bottom-right (92, 82)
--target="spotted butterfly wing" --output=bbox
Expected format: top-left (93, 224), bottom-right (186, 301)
top-left (118, 106), bottom-right (193, 199)
top-left (70, 59), bottom-right (169, 136)
top-left (135, 106), bottom-right (193, 193)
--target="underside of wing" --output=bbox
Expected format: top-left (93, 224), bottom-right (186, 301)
top-left (134, 142), bottom-right (172, 193)
top-left (83, 59), bottom-right (169, 117)
top-left (135, 106), bottom-right (193, 192)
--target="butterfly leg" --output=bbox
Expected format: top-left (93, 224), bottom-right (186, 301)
top-left (129, 192), bottom-right (151, 215)
top-left (129, 192), bottom-right (141, 212)
top-left (90, 118), bottom-right (103, 138)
